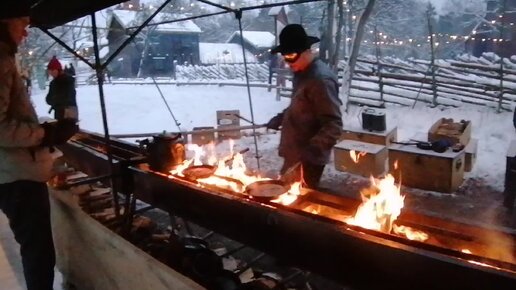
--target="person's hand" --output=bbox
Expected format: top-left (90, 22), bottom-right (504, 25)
top-left (41, 119), bottom-right (79, 147)
top-left (266, 115), bottom-right (282, 130)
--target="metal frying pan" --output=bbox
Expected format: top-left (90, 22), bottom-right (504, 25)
top-left (245, 180), bottom-right (288, 202)
top-left (182, 165), bottom-right (216, 180)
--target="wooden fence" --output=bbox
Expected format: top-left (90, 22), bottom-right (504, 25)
top-left (102, 54), bottom-right (516, 111)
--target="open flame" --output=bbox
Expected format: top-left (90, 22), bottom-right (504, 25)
top-left (345, 174), bottom-right (403, 232)
top-left (345, 174), bottom-right (428, 242)
top-left (350, 150), bottom-right (367, 163)
top-left (169, 141), bottom-right (303, 204)
top-left (271, 182), bottom-right (302, 205)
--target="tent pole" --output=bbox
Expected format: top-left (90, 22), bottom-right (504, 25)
top-left (235, 10), bottom-right (261, 171)
top-left (91, 13), bottom-right (121, 218)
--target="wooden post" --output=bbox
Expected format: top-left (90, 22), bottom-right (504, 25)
top-left (497, 0), bottom-right (507, 113)
top-left (426, 5), bottom-right (438, 107)
top-left (374, 24), bottom-right (384, 106)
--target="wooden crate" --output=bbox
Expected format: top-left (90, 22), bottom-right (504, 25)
top-left (334, 140), bottom-right (387, 177)
top-left (340, 125), bottom-right (398, 146)
top-left (388, 143), bottom-right (465, 193)
top-left (190, 126), bottom-right (215, 145)
top-left (413, 132), bottom-right (476, 173)
top-left (428, 118), bottom-right (471, 145)
top-left (464, 138), bottom-right (478, 172)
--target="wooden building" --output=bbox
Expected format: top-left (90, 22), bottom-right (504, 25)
top-left (226, 31), bottom-right (275, 63)
top-left (107, 9), bottom-right (202, 77)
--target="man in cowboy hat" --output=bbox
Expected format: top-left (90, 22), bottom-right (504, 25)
top-left (0, 1), bottom-right (78, 289)
top-left (266, 24), bottom-right (343, 188)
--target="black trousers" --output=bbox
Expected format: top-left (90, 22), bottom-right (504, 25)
top-left (280, 159), bottom-right (325, 189)
top-left (0, 180), bottom-right (55, 290)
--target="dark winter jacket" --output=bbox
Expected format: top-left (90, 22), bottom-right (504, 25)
top-left (0, 41), bottom-right (54, 183)
top-left (45, 72), bottom-right (77, 119)
top-left (276, 58), bottom-right (343, 165)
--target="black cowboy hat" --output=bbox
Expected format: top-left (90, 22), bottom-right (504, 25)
top-left (271, 24), bottom-right (320, 54)
top-left (0, 0), bottom-right (34, 20)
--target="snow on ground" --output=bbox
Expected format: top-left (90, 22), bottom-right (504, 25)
top-left (30, 84), bottom-right (515, 192)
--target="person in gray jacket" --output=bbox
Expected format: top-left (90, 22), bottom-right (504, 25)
top-left (0, 2), bottom-right (78, 290)
top-left (266, 24), bottom-right (343, 188)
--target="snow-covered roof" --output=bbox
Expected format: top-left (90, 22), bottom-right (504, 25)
top-left (112, 10), bottom-right (202, 33)
top-left (199, 42), bottom-right (257, 64)
top-left (226, 31), bottom-right (275, 49)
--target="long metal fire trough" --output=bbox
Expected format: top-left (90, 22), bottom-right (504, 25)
top-left (59, 132), bottom-right (516, 290)
top-left (129, 165), bottom-right (516, 290)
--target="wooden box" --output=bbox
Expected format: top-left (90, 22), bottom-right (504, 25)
top-left (388, 143), bottom-right (465, 193)
top-left (190, 126), bottom-right (215, 145)
top-left (340, 125), bottom-right (398, 146)
top-left (464, 138), bottom-right (478, 172)
top-left (428, 118), bottom-right (471, 145)
top-left (334, 140), bottom-right (387, 177)
top-left (217, 110), bottom-right (241, 140)
top-left (412, 132), bottom-right (477, 173)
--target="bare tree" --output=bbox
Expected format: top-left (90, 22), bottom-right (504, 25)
top-left (343, 0), bottom-right (377, 111)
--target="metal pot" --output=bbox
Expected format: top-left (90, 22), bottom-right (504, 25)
top-left (139, 133), bottom-right (185, 173)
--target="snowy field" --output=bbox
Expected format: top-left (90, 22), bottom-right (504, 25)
top-left (30, 84), bottom-right (515, 192)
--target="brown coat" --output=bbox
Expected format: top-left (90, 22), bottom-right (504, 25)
top-left (0, 42), bottom-right (54, 183)
top-left (278, 59), bottom-right (343, 165)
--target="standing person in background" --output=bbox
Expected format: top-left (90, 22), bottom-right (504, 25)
top-left (0, 2), bottom-right (79, 290)
top-left (45, 56), bottom-right (78, 121)
top-left (265, 24), bottom-right (343, 189)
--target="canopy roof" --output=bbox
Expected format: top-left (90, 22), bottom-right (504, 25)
top-left (31, 0), bottom-right (128, 28)
top-left (31, 0), bottom-right (324, 28)
top-left (112, 10), bottom-right (202, 34)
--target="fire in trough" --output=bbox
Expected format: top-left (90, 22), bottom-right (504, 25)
top-left (61, 131), bottom-right (516, 289)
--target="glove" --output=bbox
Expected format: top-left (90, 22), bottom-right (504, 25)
top-left (41, 119), bottom-right (79, 147)
top-left (266, 114), bottom-right (283, 130)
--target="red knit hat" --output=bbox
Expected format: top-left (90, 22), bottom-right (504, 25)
top-left (47, 56), bottom-right (62, 71)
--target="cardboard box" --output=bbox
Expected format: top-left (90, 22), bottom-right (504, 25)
top-left (428, 118), bottom-right (471, 146)
top-left (340, 125), bottom-right (397, 146)
top-left (190, 127), bottom-right (215, 145)
top-left (216, 110), bottom-right (241, 140)
top-left (388, 143), bottom-right (465, 193)
top-left (334, 140), bottom-right (387, 177)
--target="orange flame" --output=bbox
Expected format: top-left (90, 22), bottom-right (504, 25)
top-left (394, 160), bottom-right (399, 170)
top-left (393, 225), bottom-right (429, 242)
top-left (345, 174), bottom-right (404, 232)
top-left (169, 141), bottom-right (304, 203)
top-left (350, 150), bottom-right (367, 163)
top-left (271, 182), bottom-right (302, 205)
top-left (345, 174), bottom-right (428, 242)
